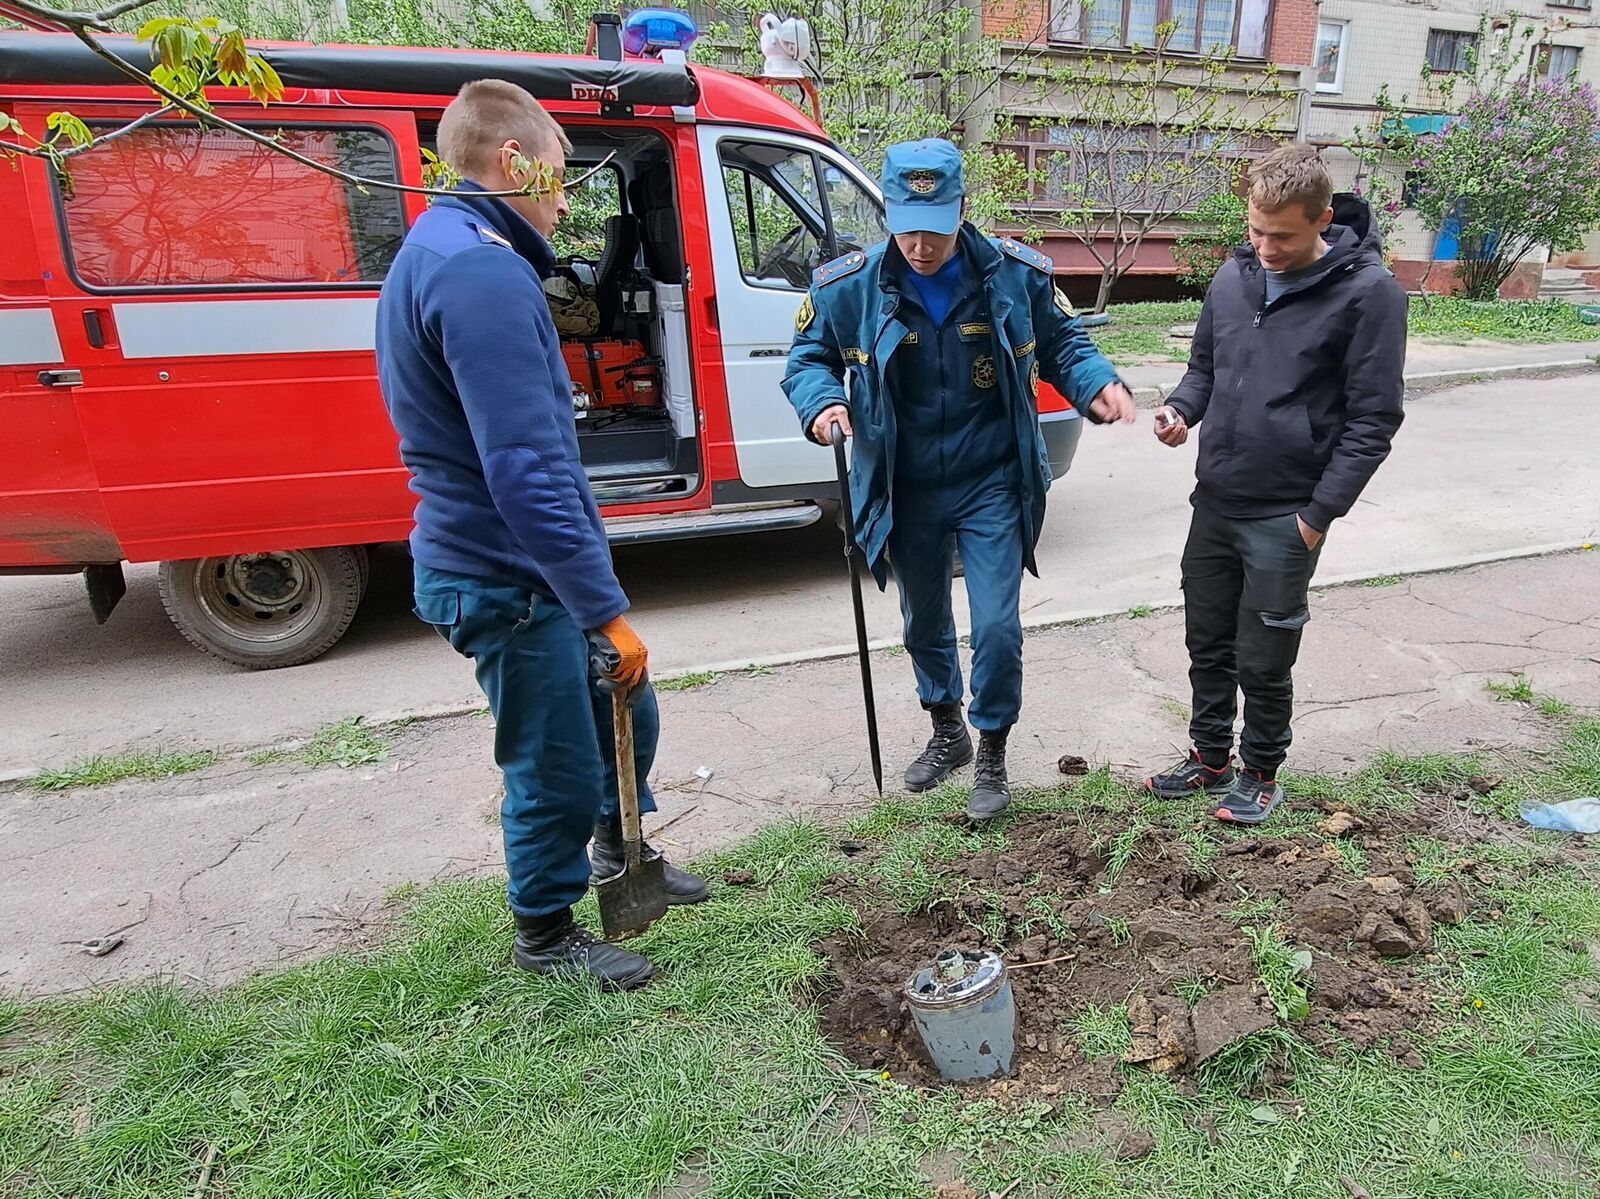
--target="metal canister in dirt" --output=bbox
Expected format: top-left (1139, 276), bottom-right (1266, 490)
top-left (904, 948), bottom-right (1016, 1081)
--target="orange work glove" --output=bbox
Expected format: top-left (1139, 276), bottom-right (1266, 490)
top-left (592, 614), bottom-right (648, 690)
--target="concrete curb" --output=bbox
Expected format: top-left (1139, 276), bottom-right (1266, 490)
top-left (1129, 357), bottom-right (1600, 408)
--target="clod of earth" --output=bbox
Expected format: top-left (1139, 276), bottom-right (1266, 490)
top-left (1421, 879), bottom-right (1470, 924)
top-left (1191, 985), bottom-right (1276, 1063)
top-left (1469, 774), bottom-right (1505, 795)
top-left (1318, 811), bottom-right (1365, 838)
top-left (1123, 993), bottom-right (1195, 1072)
top-left (721, 869), bottom-right (756, 886)
top-left (1057, 754), bottom-right (1090, 776)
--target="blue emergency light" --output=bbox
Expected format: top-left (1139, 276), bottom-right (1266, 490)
top-left (623, 9), bottom-right (700, 57)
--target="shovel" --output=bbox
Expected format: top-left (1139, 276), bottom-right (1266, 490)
top-left (588, 639), bottom-right (669, 941)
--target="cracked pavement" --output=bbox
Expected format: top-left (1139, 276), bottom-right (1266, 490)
top-left (2, 551), bottom-right (1596, 997)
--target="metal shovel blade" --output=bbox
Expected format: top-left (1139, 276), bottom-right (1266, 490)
top-left (595, 847), bottom-right (669, 942)
top-left (593, 686), bottom-right (669, 941)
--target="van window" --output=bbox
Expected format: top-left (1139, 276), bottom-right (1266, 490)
top-left (552, 164), bottom-right (622, 261)
top-left (58, 125), bottom-right (405, 289)
top-left (719, 140), bottom-right (885, 289)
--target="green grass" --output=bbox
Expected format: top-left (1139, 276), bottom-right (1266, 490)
top-left (299, 718), bottom-right (388, 769)
top-left (1487, 675), bottom-right (1537, 704)
top-left (1072, 1003), bottom-right (1134, 1060)
top-left (657, 671), bottom-right (719, 692)
top-left (1538, 696), bottom-right (1574, 719)
top-left (1407, 296), bottom-right (1599, 343)
top-left (1126, 605), bottom-right (1155, 620)
top-left (30, 749), bottom-right (218, 792)
top-left (1242, 924), bottom-right (1313, 1021)
top-left (1364, 574), bottom-right (1403, 587)
top-left (6, 732), bottom-right (1600, 1198)
top-left (1225, 893), bottom-right (1287, 925)
top-left (1089, 298), bottom-right (1597, 370)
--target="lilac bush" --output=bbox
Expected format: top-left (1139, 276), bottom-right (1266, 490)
top-left (1398, 78), bottom-right (1600, 299)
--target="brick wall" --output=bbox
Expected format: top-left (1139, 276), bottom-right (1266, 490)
top-left (1267, 0), bottom-right (1317, 68)
top-left (982, 0), bottom-right (1049, 41)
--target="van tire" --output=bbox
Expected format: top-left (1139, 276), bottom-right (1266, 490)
top-left (158, 546), bottom-right (368, 670)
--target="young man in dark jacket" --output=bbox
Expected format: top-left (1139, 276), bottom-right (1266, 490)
top-left (376, 81), bottom-right (706, 991)
top-left (1146, 143), bottom-right (1406, 824)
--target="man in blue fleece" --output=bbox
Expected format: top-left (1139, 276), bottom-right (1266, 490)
top-left (376, 80), bottom-right (705, 991)
top-left (785, 139), bottom-right (1135, 821)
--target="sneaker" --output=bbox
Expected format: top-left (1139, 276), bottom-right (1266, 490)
top-left (904, 703), bottom-right (974, 792)
top-left (1214, 767), bottom-right (1286, 826)
top-left (1145, 749), bottom-right (1236, 799)
top-left (513, 911), bottom-right (654, 991)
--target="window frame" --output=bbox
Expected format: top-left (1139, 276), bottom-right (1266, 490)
top-left (1049, 0), bottom-right (1273, 60)
top-left (1535, 43), bottom-right (1583, 83)
top-left (992, 122), bottom-right (1272, 214)
top-left (716, 139), bottom-right (883, 292)
top-left (50, 118), bottom-right (406, 297)
top-left (1314, 19), bottom-right (1349, 94)
top-left (1424, 28), bottom-right (1479, 75)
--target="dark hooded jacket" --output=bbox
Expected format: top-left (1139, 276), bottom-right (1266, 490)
top-left (1165, 194), bottom-right (1407, 533)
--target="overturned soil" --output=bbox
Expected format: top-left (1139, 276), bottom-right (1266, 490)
top-left (813, 787), bottom-right (1571, 1103)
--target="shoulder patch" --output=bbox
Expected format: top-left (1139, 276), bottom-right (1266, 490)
top-left (813, 251), bottom-right (868, 288)
top-left (997, 237), bottom-right (1054, 274)
top-left (474, 223), bottom-right (513, 249)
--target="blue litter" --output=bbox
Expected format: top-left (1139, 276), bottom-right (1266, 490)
top-left (1519, 798), bottom-right (1600, 834)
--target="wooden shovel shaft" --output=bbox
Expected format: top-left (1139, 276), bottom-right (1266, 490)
top-left (612, 688), bottom-right (643, 871)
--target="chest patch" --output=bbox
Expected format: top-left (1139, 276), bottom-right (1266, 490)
top-left (973, 355), bottom-right (998, 389)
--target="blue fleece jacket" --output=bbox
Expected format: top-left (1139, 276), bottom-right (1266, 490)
top-left (375, 183), bottom-right (628, 630)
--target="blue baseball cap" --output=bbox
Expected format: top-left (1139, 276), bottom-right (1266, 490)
top-left (881, 138), bottom-right (965, 236)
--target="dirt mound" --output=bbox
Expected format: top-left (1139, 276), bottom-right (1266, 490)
top-left (814, 799), bottom-right (1510, 1100)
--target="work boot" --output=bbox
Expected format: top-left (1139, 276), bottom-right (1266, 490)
top-left (904, 703), bottom-right (975, 792)
top-left (590, 820), bottom-right (710, 905)
top-left (966, 727), bottom-right (1012, 821)
top-left (513, 909), bottom-right (653, 991)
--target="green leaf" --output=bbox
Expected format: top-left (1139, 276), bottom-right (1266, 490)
top-left (0, 112), bottom-right (24, 137)
top-left (1249, 1104), bottom-right (1282, 1125)
top-left (45, 112), bottom-right (93, 150)
top-left (136, 17), bottom-right (186, 41)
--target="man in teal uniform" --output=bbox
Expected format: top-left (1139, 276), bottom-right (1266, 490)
top-left (784, 138), bottom-right (1135, 820)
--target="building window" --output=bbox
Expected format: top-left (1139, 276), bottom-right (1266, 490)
top-left (1536, 44), bottom-right (1583, 83)
top-left (994, 123), bottom-right (1274, 212)
top-left (58, 124), bottom-right (404, 290)
top-left (1050, 0), bottom-right (1272, 58)
top-left (1545, 0), bottom-right (1591, 10)
top-left (1315, 21), bottom-right (1348, 93)
top-left (1425, 29), bottom-right (1478, 74)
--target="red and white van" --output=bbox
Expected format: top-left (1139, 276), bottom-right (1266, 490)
top-left (0, 21), bottom-right (1084, 667)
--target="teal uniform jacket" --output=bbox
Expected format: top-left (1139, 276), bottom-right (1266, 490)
top-left (783, 224), bottom-right (1120, 586)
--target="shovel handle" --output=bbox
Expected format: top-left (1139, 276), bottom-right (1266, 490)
top-left (612, 688), bottom-right (643, 872)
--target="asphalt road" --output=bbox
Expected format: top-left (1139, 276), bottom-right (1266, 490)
top-left (2, 373), bottom-right (1597, 772)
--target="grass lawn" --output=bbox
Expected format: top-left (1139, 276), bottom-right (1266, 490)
top-left (3, 722), bottom-right (1597, 1198)
top-left (1089, 298), bottom-right (1599, 367)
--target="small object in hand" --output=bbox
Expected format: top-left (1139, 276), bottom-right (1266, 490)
top-left (1155, 409), bottom-right (1175, 431)
top-left (1057, 754), bottom-right (1090, 776)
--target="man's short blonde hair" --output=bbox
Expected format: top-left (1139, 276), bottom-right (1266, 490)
top-left (1248, 143), bottom-right (1333, 221)
top-left (437, 79), bottom-right (573, 180)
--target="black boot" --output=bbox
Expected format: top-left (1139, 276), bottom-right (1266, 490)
top-left (513, 909), bottom-right (653, 991)
top-left (904, 703), bottom-right (974, 792)
top-left (966, 727), bottom-right (1012, 820)
top-left (590, 821), bottom-right (710, 905)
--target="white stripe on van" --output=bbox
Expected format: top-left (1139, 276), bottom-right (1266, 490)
top-left (0, 308), bottom-right (64, 366)
top-left (112, 297), bottom-right (379, 360)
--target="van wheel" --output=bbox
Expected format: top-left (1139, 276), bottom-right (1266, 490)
top-left (158, 546), bottom-right (368, 669)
